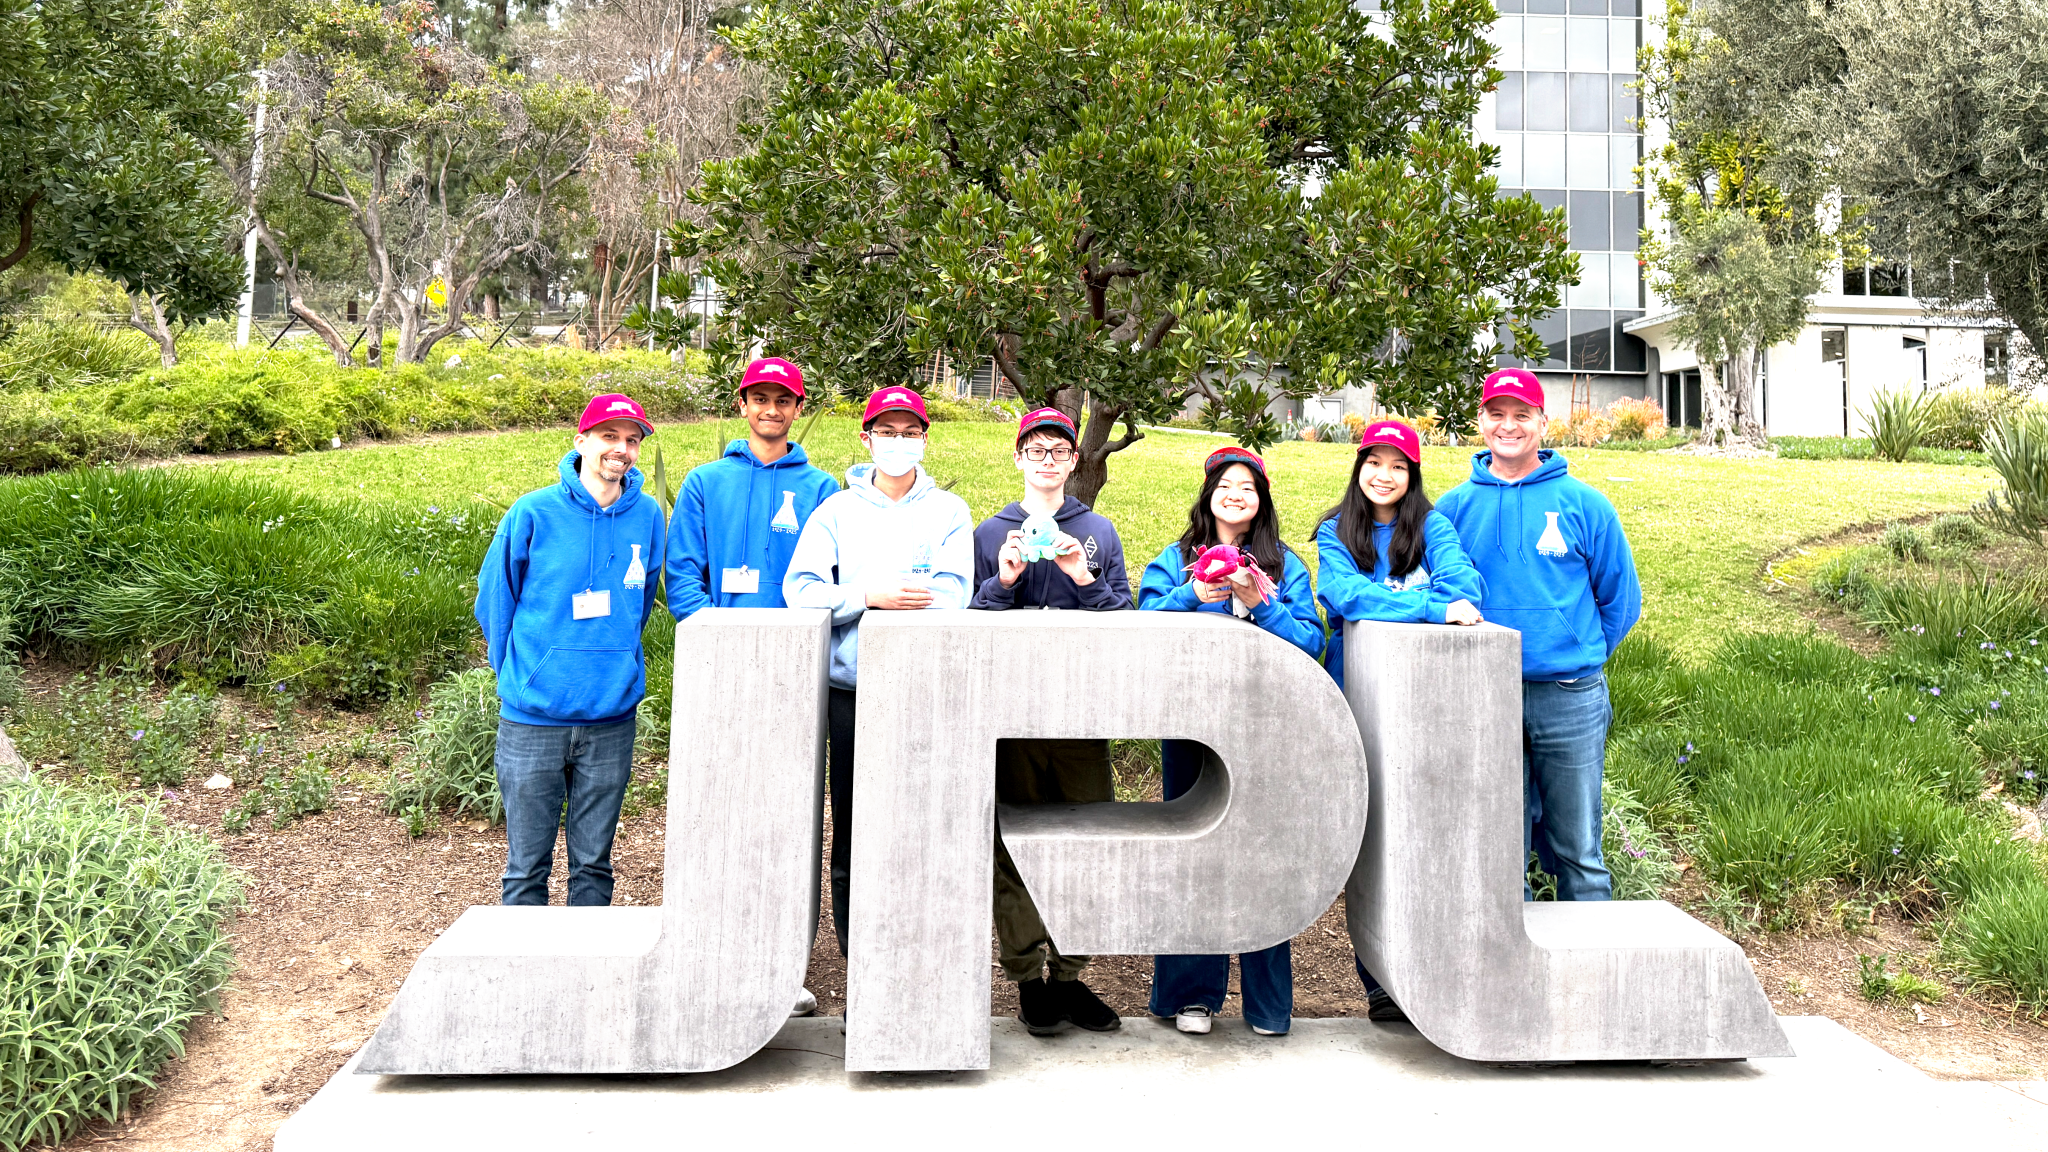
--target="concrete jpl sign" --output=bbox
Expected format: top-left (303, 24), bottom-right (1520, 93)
top-left (357, 610), bottom-right (1790, 1075)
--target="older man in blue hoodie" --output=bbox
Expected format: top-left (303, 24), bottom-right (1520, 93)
top-left (1435, 368), bottom-right (1642, 904)
top-left (475, 393), bottom-right (666, 907)
top-left (666, 357), bottom-right (840, 617)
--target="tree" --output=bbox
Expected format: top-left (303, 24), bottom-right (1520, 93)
top-left (674, 0), bottom-right (1572, 505)
top-left (1638, 0), bottom-right (1842, 447)
top-left (543, 0), bottom-right (760, 349)
top-left (1645, 206), bottom-right (1823, 444)
top-left (1, 0), bottom-right (245, 365)
top-left (238, 0), bottom-right (607, 365)
top-left (1829, 0), bottom-right (2048, 369)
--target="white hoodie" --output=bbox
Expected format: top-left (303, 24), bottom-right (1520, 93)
top-left (785, 463), bottom-right (975, 689)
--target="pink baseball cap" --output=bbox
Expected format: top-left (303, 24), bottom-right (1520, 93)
top-left (578, 393), bottom-right (654, 437)
top-left (740, 356), bottom-right (805, 398)
top-left (862, 386), bottom-right (929, 427)
top-left (1357, 418), bottom-right (1422, 464)
top-left (1205, 446), bottom-right (1267, 477)
top-left (1481, 367), bottom-right (1546, 412)
top-left (1016, 407), bottom-right (1078, 446)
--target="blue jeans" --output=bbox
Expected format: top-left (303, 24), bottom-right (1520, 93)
top-left (1523, 674), bottom-right (1613, 902)
top-left (495, 716), bottom-right (636, 907)
top-left (1147, 739), bottom-right (1294, 1034)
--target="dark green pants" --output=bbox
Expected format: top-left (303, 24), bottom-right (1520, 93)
top-left (993, 738), bottom-right (1114, 984)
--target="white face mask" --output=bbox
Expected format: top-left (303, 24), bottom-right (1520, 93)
top-left (869, 436), bottom-right (925, 478)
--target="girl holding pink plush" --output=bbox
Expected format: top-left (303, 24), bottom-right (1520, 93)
top-left (1137, 445), bottom-right (1322, 1038)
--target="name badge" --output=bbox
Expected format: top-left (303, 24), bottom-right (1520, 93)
top-left (572, 589), bottom-right (612, 620)
top-left (721, 566), bottom-right (760, 595)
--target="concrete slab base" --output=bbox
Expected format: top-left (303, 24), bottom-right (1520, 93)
top-left (277, 1015), bottom-right (2048, 1150)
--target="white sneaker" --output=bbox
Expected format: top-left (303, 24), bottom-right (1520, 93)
top-left (791, 988), bottom-right (818, 1018)
top-left (1174, 1005), bottom-right (1213, 1034)
top-left (1251, 1024), bottom-right (1286, 1036)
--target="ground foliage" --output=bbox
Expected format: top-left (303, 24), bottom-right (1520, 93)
top-left (0, 775), bottom-right (240, 1150)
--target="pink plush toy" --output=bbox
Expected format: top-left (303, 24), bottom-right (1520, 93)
top-left (1185, 544), bottom-right (1277, 604)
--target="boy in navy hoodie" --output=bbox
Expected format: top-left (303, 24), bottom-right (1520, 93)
top-left (475, 394), bottom-right (667, 907)
top-left (1434, 368), bottom-right (1641, 903)
top-left (666, 357), bottom-right (840, 617)
top-left (970, 407), bottom-right (1131, 1036)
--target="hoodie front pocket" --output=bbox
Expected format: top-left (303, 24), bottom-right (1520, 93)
top-left (1486, 607), bottom-right (1588, 659)
top-left (524, 645), bottom-right (638, 720)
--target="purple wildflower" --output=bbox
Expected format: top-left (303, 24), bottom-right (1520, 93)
top-left (130, 729), bottom-right (144, 741)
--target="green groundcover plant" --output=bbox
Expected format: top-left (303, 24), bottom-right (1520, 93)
top-left (0, 467), bottom-right (496, 703)
top-left (0, 328), bottom-right (722, 473)
top-left (0, 776), bottom-right (241, 1149)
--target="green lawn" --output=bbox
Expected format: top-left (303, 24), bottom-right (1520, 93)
top-left (208, 418), bottom-right (2001, 656)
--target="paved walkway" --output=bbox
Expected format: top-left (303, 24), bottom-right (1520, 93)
top-left (279, 1015), bottom-right (2048, 1150)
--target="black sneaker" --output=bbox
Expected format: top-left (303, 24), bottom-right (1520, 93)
top-left (1366, 987), bottom-right (1409, 1023)
top-left (1017, 977), bottom-right (1071, 1036)
top-left (1054, 978), bottom-right (1123, 1032)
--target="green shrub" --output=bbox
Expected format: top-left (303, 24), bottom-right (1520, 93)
top-left (221, 754), bottom-right (336, 834)
top-left (1811, 552), bottom-right (1878, 610)
top-left (1857, 952), bottom-right (1946, 1004)
top-left (1771, 436), bottom-right (1986, 466)
top-left (126, 686), bottom-right (218, 787)
top-left (1602, 781), bottom-right (1681, 900)
top-left (1977, 408), bottom-right (2048, 546)
top-left (0, 390), bottom-right (169, 472)
top-left (1946, 882), bottom-right (2048, 1008)
top-left (1854, 570), bottom-right (2048, 663)
top-left (1864, 389), bottom-right (1930, 463)
top-left (0, 776), bottom-right (240, 1149)
top-left (0, 468), bottom-right (489, 702)
top-left (1971, 710), bottom-right (2048, 804)
top-left (1828, 786), bottom-right (1972, 885)
top-left (1932, 824), bottom-right (2044, 904)
top-left (1694, 784), bottom-right (1845, 909)
top-left (1882, 521), bottom-right (1928, 561)
top-left (1921, 387), bottom-right (2034, 452)
top-left (385, 668), bottom-right (502, 828)
top-left (1927, 513), bottom-right (1989, 551)
top-left (0, 320), bottom-right (158, 393)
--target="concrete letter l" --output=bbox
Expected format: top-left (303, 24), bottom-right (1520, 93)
top-left (845, 611), bottom-right (1369, 1072)
top-left (356, 608), bottom-right (830, 1074)
top-left (1342, 621), bottom-right (1793, 1061)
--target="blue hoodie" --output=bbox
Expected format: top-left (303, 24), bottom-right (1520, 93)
top-left (785, 463), bottom-right (976, 690)
top-left (1137, 543), bottom-right (1325, 662)
top-left (970, 497), bottom-right (1133, 610)
top-left (475, 452), bottom-right (667, 726)
top-left (665, 440), bottom-right (841, 618)
top-left (1315, 511), bottom-right (1486, 690)
top-left (1433, 449), bottom-right (1641, 682)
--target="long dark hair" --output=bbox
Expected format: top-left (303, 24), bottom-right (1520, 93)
top-left (1321, 447), bottom-right (1432, 578)
top-left (1179, 462), bottom-right (1288, 576)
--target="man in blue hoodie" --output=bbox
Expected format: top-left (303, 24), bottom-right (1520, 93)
top-left (970, 407), bottom-right (1132, 1036)
top-left (475, 393), bottom-right (667, 907)
top-left (1435, 368), bottom-right (1642, 903)
top-left (666, 357), bottom-right (840, 618)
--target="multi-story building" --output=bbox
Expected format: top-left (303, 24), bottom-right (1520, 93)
top-left (1465, 0), bottom-right (2023, 434)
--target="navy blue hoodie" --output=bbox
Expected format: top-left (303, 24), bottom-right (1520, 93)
top-left (1433, 449), bottom-right (1641, 681)
top-left (474, 452), bottom-right (667, 726)
top-left (970, 497), bottom-right (1132, 610)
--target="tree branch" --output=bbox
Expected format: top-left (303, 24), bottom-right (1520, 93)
top-left (992, 336), bottom-right (1034, 396)
top-left (0, 192), bottom-right (43, 274)
top-left (1141, 310), bottom-right (1179, 350)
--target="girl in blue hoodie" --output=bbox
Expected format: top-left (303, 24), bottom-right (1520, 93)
top-left (1316, 419), bottom-right (1485, 692)
top-left (1315, 417), bottom-right (1483, 1023)
top-left (1138, 446), bottom-right (1322, 1038)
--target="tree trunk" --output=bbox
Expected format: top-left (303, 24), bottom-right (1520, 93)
top-left (1698, 352), bottom-right (1767, 448)
top-left (1725, 347), bottom-right (1768, 443)
top-left (125, 292), bottom-right (178, 369)
top-left (483, 292), bottom-right (499, 321)
top-left (1068, 393), bottom-right (1141, 508)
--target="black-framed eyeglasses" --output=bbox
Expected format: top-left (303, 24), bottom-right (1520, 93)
top-left (1021, 446), bottom-right (1075, 462)
top-left (867, 428), bottom-right (927, 441)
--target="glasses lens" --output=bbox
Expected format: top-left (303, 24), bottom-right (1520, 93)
top-left (872, 429), bottom-right (925, 440)
top-left (1025, 447), bottom-right (1073, 461)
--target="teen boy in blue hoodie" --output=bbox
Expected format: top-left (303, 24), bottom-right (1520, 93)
top-left (475, 393), bottom-right (667, 908)
top-left (666, 357), bottom-right (840, 617)
top-left (1434, 368), bottom-right (1642, 903)
top-left (969, 407), bottom-right (1131, 1037)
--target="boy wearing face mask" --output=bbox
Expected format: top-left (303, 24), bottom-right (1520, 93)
top-left (474, 394), bottom-right (665, 909)
top-left (968, 408), bottom-right (1132, 1037)
top-left (785, 386), bottom-right (975, 962)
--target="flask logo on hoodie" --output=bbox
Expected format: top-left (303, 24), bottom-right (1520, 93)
top-left (771, 490), bottom-right (801, 533)
top-left (1536, 511), bottom-right (1569, 557)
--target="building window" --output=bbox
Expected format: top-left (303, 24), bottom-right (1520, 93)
top-left (1821, 326), bottom-right (1846, 364)
top-left (1662, 369), bottom-right (1702, 427)
top-left (1843, 262), bottom-right (1912, 297)
top-left (1903, 334), bottom-right (1927, 384)
top-left (1987, 330), bottom-right (2011, 385)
